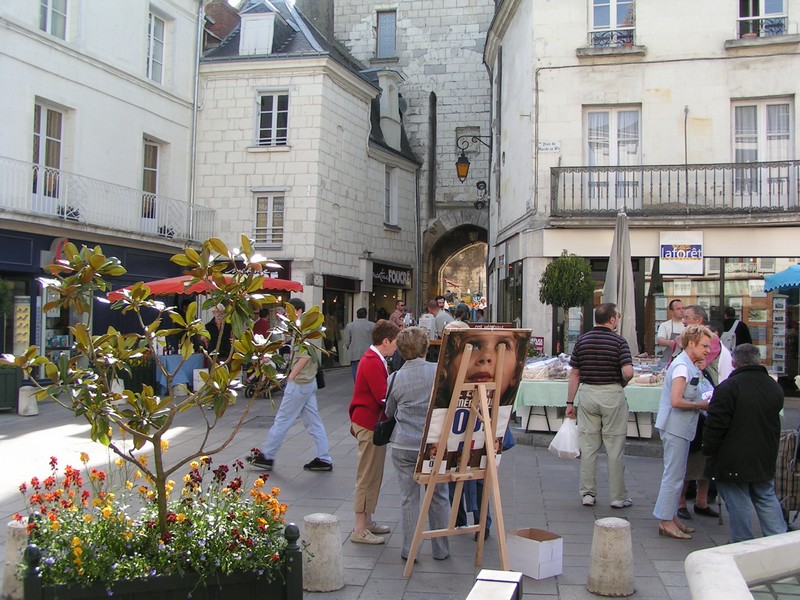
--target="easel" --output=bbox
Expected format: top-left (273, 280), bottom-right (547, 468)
top-left (403, 343), bottom-right (509, 577)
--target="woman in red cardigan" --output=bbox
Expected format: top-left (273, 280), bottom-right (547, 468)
top-left (348, 319), bottom-right (400, 544)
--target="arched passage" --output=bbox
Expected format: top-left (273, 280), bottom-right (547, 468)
top-left (420, 209), bottom-right (487, 312)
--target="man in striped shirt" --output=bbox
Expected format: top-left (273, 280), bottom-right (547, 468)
top-left (565, 303), bottom-right (634, 509)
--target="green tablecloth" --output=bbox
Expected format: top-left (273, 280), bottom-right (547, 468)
top-left (514, 380), bottom-right (662, 413)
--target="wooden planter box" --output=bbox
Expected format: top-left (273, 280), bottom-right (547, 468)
top-left (0, 365), bottom-right (22, 411)
top-left (22, 525), bottom-right (303, 600)
top-left (119, 361), bottom-right (157, 394)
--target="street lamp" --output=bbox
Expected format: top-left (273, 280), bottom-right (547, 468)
top-left (454, 135), bottom-right (492, 182)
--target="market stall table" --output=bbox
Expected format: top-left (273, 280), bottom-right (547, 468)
top-left (155, 354), bottom-right (206, 394)
top-left (514, 380), bottom-right (661, 438)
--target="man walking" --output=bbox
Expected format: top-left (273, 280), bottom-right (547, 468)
top-left (565, 303), bottom-right (634, 508)
top-left (343, 308), bottom-right (374, 380)
top-left (703, 344), bottom-right (787, 542)
top-left (427, 299), bottom-right (453, 339)
top-left (249, 298), bottom-right (333, 472)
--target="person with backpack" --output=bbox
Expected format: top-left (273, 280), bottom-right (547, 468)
top-left (722, 307), bottom-right (752, 350)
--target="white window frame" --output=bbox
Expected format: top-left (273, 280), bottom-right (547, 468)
top-left (584, 106), bottom-right (642, 209)
top-left (40, 0), bottom-right (67, 39)
top-left (254, 192), bottom-right (285, 248)
top-left (142, 141), bottom-right (159, 228)
top-left (732, 98), bottom-right (793, 202)
top-left (590, 0), bottom-right (635, 47)
top-left (738, 0), bottom-right (786, 37)
top-left (376, 10), bottom-right (397, 59)
top-left (147, 12), bottom-right (165, 84)
top-left (32, 102), bottom-right (64, 213)
top-left (257, 92), bottom-right (290, 147)
top-left (384, 166), bottom-right (398, 226)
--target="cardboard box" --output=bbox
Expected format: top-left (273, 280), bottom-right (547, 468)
top-left (506, 528), bottom-right (562, 579)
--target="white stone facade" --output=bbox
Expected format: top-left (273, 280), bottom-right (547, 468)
top-left (196, 57), bottom-right (418, 309)
top-left (487, 0), bottom-right (800, 350)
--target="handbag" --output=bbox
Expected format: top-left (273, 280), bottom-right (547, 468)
top-left (548, 418), bottom-right (580, 459)
top-left (315, 367), bottom-right (325, 389)
top-left (373, 374), bottom-right (397, 446)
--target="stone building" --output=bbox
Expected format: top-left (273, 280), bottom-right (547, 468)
top-left (0, 0), bottom-right (208, 357)
top-left (486, 0), bottom-right (800, 386)
top-left (196, 0), bottom-right (419, 362)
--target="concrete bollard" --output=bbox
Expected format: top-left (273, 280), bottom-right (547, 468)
top-left (587, 517), bottom-right (635, 597)
top-left (17, 387), bottom-right (38, 417)
top-left (302, 513), bottom-right (344, 592)
top-left (2, 520), bottom-right (28, 600)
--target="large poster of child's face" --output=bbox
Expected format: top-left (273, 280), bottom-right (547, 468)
top-left (416, 328), bottom-right (531, 476)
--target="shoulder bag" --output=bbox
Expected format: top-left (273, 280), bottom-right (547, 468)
top-left (373, 374), bottom-right (397, 446)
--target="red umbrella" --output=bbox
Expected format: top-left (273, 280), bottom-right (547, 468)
top-left (107, 274), bottom-right (302, 301)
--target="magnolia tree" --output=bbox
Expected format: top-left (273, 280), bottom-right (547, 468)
top-left (1, 236), bottom-right (324, 535)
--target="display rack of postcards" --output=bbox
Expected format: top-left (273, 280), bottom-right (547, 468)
top-left (772, 295), bottom-right (787, 375)
top-left (654, 295), bottom-right (667, 360)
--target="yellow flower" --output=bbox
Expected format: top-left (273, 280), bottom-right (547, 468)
top-left (101, 506), bottom-right (113, 519)
top-left (72, 537), bottom-right (82, 548)
top-left (115, 458), bottom-right (124, 467)
top-left (83, 515), bottom-right (93, 524)
top-left (176, 513), bottom-right (186, 523)
top-left (126, 481), bottom-right (133, 490)
top-left (190, 461), bottom-right (199, 470)
top-left (160, 439), bottom-right (169, 452)
top-left (135, 470), bottom-right (142, 479)
top-left (183, 474), bottom-right (190, 483)
top-left (92, 498), bottom-right (101, 507)
top-left (254, 478), bottom-right (265, 488)
top-left (122, 531), bottom-right (133, 541)
top-left (50, 521), bottom-right (61, 532)
top-left (271, 487), bottom-right (280, 496)
top-left (80, 452), bottom-right (89, 464)
top-left (137, 455), bottom-right (148, 467)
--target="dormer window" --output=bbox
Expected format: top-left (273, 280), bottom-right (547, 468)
top-left (240, 12), bottom-right (275, 55)
top-left (590, 0), bottom-right (635, 47)
top-left (738, 0), bottom-right (786, 38)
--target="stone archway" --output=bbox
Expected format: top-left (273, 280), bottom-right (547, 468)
top-left (420, 209), bottom-right (488, 310)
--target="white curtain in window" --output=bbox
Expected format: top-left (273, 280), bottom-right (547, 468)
top-left (766, 104), bottom-right (790, 161)
top-left (588, 112), bottom-right (609, 166)
top-left (617, 110), bottom-right (639, 166)
top-left (734, 105), bottom-right (758, 163)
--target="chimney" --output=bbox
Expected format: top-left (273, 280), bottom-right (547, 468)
top-left (204, 0), bottom-right (241, 43)
top-left (376, 70), bottom-right (404, 151)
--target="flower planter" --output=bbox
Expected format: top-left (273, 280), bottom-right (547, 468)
top-left (22, 525), bottom-right (303, 600)
top-left (0, 365), bottom-right (22, 411)
top-left (119, 361), bottom-right (157, 394)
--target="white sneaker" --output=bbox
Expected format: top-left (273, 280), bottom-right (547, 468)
top-left (611, 498), bottom-right (633, 509)
top-left (582, 494), bottom-right (596, 507)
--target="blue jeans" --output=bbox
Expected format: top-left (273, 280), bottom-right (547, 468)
top-left (350, 360), bottom-right (359, 380)
top-left (261, 380), bottom-right (332, 463)
top-left (717, 480), bottom-right (787, 542)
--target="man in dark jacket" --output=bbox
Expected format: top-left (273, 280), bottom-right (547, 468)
top-left (702, 343), bottom-right (787, 542)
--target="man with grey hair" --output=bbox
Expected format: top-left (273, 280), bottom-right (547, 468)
top-left (703, 344), bottom-right (787, 542)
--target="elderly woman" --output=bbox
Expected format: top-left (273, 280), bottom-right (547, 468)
top-left (385, 327), bottom-right (450, 561)
top-left (653, 324), bottom-right (713, 539)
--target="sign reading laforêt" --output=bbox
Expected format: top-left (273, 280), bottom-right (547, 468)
top-left (659, 231), bottom-right (703, 275)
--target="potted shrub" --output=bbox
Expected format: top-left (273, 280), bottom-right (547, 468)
top-left (538, 250), bottom-right (595, 354)
top-left (1, 236), bottom-right (322, 598)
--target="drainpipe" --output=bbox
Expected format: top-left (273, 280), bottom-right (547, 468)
top-left (189, 0), bottom-right (204, 240)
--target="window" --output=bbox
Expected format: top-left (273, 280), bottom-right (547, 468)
top-left (142, 141), bottom-right (158, 221)
top-left (384, 167), bottom-right (398, 226)
top-left (258, 93), bottom-right (289, 146)
top-left (32, 103), bottom-right (63, 211)
top-left (147, 12), bottom-right (165, 83)
top-left (739, 0), bottom-right (786, 37)
top-left (40, 0), bottom-right (67, 39)
top-left (733, 99), bottom-right (792, 199)
top-left (376, 10), bottom-right (397, 59)
top-left (590, 0), bottom-right (635, 47)
top-left (585, 107), bottom-right (641, 209)
top-left (254, 194), bottom-right (284, 247)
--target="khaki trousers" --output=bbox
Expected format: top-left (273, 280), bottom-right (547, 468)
top-left (352, 422), bottom-right (387, 514)
top-left (576, 383), bottom-right (628, 502)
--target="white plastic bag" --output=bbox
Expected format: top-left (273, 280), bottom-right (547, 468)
top-left (548, 418), bottom-right (580, 459)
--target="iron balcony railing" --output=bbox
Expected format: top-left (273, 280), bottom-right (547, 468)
top-left (589, 27), bottom-right (635, 47)
top-left (0, 156), bottom-right (215, 242)
top-left (551, 160), bottom-right (800, 216)
top-left (737, 15), bottom-right (788, 38)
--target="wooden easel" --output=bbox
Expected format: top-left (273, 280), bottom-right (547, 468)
top-left (403, 343), bottom-right (509, 577)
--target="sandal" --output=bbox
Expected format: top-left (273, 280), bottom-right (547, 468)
top-left (658, 523), bottom-right (692, 540)
top-left (674, 520), bottom-right (695, 534)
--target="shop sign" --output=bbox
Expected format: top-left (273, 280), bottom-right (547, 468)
top-left (531, 336), bottom-right (545, 354)
top-left (372, 264), bottom-right (412, 289)
top-left (659, 232), bottom-right (703, 275)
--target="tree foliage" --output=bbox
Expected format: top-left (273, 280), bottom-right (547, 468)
top-left (538, 250), bottom-right (595, 310)
top-left (1, 236), bottom-right (323, 536)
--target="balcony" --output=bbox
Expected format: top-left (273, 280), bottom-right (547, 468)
top-left (551, 160), bottom-right (800, 216)
top-left (589, 27), bottom-right (635, 48)
top-left (738, 15), bottom-right (788, 38)
top-left (0, 156), bottom-right (214, 243)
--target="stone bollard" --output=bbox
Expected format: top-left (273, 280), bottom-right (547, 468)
top-left (17, 387), bottom-right (38, 417)
top-left (587, 517), bottom-right (635, 597)
top-left (302, 513), bottom-right (344, 592)
top-left (2, 520), bottom-right (28, 600)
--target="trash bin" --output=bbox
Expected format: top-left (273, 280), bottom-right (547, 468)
top-left (0, 366), bottom-right (22, 412)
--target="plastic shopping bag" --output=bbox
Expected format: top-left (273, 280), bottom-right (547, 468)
top-left (548, 418), bottom-right (580, 459)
